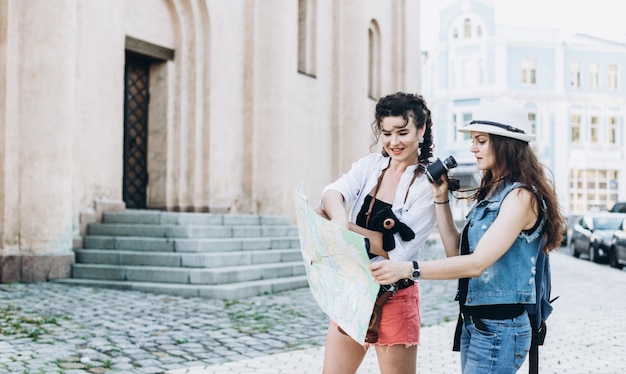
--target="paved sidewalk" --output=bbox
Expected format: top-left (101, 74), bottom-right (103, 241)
top-left (1, 247), bottom-right (625, 373)
top-left (167, 250), bottom-right (626, 374)
top-left (0, 244), bottom-right (456, 373)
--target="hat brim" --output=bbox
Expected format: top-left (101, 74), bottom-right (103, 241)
top-left (458, 124), bottom-right (535, 142)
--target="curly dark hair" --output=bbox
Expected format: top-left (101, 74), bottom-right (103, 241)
top-left (474, 135), bottom-right (566, 253)
top-left (370, 92), bottom-right (434, 174)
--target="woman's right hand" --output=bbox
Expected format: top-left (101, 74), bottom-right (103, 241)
top-left (314, 207), bottom-right (330, 220)
top-left (430, 174), bottom-right (450, 202)
top-left (369, 260), bottom-right (412, 285)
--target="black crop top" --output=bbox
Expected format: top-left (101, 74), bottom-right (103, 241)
top-left (356, 194), bottom-right (392, 229)
top-left (356, 195), bottom-right (391, 259)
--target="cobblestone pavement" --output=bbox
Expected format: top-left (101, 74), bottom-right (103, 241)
top-left (0, 245), bottom-right (457, 374)
top-left (170, 246), bottom-right (626, 374)
top-left (5, 243), bottom-right (622, 374)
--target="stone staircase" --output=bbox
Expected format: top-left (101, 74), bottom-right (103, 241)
top-left (54, 210), bottom-right (308, 299)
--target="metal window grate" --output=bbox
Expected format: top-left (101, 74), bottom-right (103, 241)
top-left (123, 55), bottom-right (150, 209)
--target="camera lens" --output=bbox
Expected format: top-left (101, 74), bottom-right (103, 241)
top-left (426, 155), bottom-right (457, 183)
top-left (442, 156), bottom-right (457, 170)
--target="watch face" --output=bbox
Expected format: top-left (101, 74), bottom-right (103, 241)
top-left (411, 261), bottom-right (420, 279)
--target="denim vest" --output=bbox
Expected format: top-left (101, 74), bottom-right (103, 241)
top-left (464, 181), bottom-right (547, 307)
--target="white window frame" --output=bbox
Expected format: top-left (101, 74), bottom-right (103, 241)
top-left (608, 116), bottom-right (618, 145)
top-left (570, 114), bottom-right (581, 143)
top-left (522, 59), bottom-right (536, 86)
top-left (589, 115), bottom-right (600, 144)
top-left (589, 63), bottom-right (599, 89)
top-left (570, 62), bottom-right (581, 88)
top-left (608, 64), bottom-right (618, 90)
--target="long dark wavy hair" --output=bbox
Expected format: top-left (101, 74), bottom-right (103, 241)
top-left (369, 92), bottom-right (434, 177)
top-left (474, 135), bottom-right (566, 253)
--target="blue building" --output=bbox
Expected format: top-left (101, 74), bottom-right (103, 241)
top-left (422, 0), bottom-right (626, 217)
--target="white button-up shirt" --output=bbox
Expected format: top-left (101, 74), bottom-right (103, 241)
top-left (322, 153), bottom-right (436, 263)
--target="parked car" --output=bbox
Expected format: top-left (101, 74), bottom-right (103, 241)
top-left (570, 212), bottom-right (626, 263)
top-left (609, 218), bottom-right (626, 269)
top-left (610, 202), bottom-right (626, 213)
top-left (561, 221), bottom-right (569, 247)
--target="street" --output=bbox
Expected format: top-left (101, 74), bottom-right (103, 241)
top-left (1, 244), bottom-right (625, 373)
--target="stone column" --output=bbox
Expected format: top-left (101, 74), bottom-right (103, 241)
top-left (0, 0), bottom-right (20, 280)
top-left (12, 0), bottom-right (77, 281)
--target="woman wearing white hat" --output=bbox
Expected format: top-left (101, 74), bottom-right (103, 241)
top-left (370, 100), bottom-right (566, 373)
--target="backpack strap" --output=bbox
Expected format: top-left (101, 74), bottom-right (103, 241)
top-left (528, 317), bottom-right (546, 374)
top-left (528, 240), bottom-right (557, 374)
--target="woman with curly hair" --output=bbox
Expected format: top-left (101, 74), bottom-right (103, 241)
top-left (318, 92), bottom-right (438, 374)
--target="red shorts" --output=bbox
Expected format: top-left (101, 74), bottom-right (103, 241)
top-left (375, 283), bottom-right (420, 346)
top-left (332, 283), bottom-right (421, 347)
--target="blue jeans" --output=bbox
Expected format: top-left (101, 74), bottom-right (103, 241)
top-left (460, 311), bottom-right (532, 374)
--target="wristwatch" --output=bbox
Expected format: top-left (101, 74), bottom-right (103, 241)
top-left (410, 260), bottom-right (420, 281)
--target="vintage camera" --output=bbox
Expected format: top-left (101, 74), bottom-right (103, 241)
top-left (426, 155), bottom-right (460, 191)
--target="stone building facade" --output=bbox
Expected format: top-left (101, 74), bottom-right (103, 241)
top-left (0, 0), bottom-right (423, 281)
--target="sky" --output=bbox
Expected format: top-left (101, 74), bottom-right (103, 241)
top-left (420, 0), bottom-right (626, 51)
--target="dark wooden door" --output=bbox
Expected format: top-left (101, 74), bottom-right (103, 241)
top-left (123, 54), bottom-right (150, 209)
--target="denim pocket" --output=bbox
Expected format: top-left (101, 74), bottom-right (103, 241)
top-left (471, 317), bottom-right (496, 337)
top-left (514, 329), bottom-right (532, 369)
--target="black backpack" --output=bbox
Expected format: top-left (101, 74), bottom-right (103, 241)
top-left (525, 248), bottom-right (558, 374)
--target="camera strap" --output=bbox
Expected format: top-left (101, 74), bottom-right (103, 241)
top-left (365, 164), bottom-right (420, 229)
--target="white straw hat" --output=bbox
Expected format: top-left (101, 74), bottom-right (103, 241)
top-left (458, 101), bottom-right (535, 142)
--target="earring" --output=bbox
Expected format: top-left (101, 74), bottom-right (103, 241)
top-left (419, 137), bottom-right (424, 144)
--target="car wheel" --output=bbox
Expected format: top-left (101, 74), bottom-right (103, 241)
top-left (589, 245), bottom-right (598, 263)
top-left (609, 249), bottom-right (624, 269)
top-left (571, 241), bottom-right (580, 258)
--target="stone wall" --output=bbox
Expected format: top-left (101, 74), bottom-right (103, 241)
top-left (0, 0), bottom-right (422, 281)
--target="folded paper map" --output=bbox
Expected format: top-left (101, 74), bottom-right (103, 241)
top-left (294, 183), bottom-right (379, 344)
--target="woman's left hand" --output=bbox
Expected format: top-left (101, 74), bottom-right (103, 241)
top-left (369, 260), bottom-right (411, 285)
top-left (430, 174), bottom-right (450, 202)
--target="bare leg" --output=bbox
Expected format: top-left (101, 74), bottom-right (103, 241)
top-left (321, 323), bottom-right (368, 374)
top-left (375, 344), bottom-right (418, 374)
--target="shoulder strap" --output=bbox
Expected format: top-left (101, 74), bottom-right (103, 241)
top-left (528, 244), bottom-right (556, 374)
top-left (528, 319), bottom-right (543, 374)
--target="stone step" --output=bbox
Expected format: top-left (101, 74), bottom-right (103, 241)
top-left (71, 261), bottom-right (306, 285)
top-left (75, 248), bottom-right (303, 268)
top-left (53, 275), bottom-right (309, 300)
top-left (69, 210), bottom-right (308, 299)
top-left (87, 223), bottom-right (299, 238)
top-left (82, 236), bottom-right (301, 252)
top-left (103, 210), bottom-right (292, 226)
